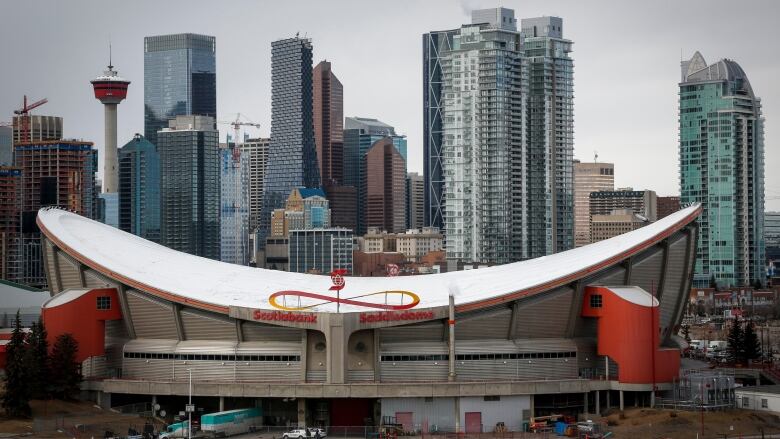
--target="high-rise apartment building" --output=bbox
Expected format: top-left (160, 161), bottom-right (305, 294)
top-left (313, 60), bottom-right (344, 186)
top-left (573, 161), bottom-right (614, 247)
top-left (680, 52), bottom-right (765, 287)
top-left (220, 143), bottom-right (250, 265)
top-left (657, 196), bottom-right (681, 220)
top-left (440, 8), bottom-right (526, 264)
top-left (259, 36), bottom-right (320, 247)
top-left (521, 16), bottom-right (575, 256)
top-left (343, 117), bottom-right (407, 234)
top-left (240, 137), bottom-right (269, 233)
top-left (11, 115), bottom-right (62, 145)
top-left (589, 189), bottom-right (657, 221)
top-left (426, 9), bottom-right (574, 265)
top-left (144, 33), bottom-right (216, 146)
top-left (15, 140), bottom-right (97, 287)
top-left (118, 134), bottom-right (160, 242)
top-left (158, 116), bottom-right (220, 260)
top-left (363, 138), bottom-right (406, 234)
top-left (406, 172), bottom-right (425, 230)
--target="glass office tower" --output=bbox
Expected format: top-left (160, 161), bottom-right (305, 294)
top-left (343, 117), bottom-right (407, 234)
top-left (422, 28), bottom-right (458, 232)
top-left (259, 36), bottom-right (320, 248)
top-left (220, 144), bottom-right (250, 265)
top-left (144, 33), bottom-right (216, 146)
top-left (680, 52), bottom-right (765, 287)
top-left (158, 116), bottom-right (220, 260)
top-left (118, 134), bottom-right (160, 242)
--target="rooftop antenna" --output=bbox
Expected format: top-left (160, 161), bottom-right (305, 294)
top-left (108, 36), bottom-right (113, 70)
top-left (594, 151), bottom-right (598, 163)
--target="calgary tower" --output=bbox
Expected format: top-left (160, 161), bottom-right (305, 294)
top-left (91, 51), bottom-right (129, 193)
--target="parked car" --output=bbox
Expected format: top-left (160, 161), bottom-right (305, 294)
top-left (283, 428), bottom-right (327, 439)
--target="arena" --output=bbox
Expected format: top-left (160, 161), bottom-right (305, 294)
top-left (36, 204), bottom-right (700, 431)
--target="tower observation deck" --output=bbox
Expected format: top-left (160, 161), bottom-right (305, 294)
top-left (91, 62), bottom-right (129, 193)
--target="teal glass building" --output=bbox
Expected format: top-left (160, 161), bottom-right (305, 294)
top-left (118, 134), bottom-right (160, 242)
top-left (679, 52), bottom-right (765, 287)
top-left (144, 33), bottom-right (216, 147)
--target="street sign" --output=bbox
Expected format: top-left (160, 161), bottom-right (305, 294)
top-left (185, 404), bottom-right (195, 413)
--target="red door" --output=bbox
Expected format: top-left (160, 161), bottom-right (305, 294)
top-left (395, 412), bottom-right (413, 433)
top-left (464, 412), bottom-right (482, 433)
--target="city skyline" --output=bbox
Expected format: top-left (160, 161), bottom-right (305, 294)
top-left (2, 0), bottom-right (777, 209)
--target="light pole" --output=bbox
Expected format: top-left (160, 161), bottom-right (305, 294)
top-left (188, 368), bottom-right (192, 439)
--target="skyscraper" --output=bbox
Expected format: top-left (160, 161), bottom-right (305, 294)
top-left (680, 52), bottom-right (765, 287)
top-left (118, 134), bottom-right (160, 242)
top-left (406, 172), bottom-right (424, 230)
top-left (241, 137), bottom-right (269, 233)
top-left (422, 27), bottom-right (458, 232)
top-left (425, 9), bottom-right (575, 265)
top-left (363, 138), bottom-right (406, 234)
top-left (521, 16), bottom-right (575, 257)
top-left (158, 115), bottom-right (220, 260)
top-left (343, 117), bottom-right (406, 234)
top-left (259, 36), bottom-right (320, 247)
top-left (144, 33), bottom-right (216, 146)
top-left (573, 160), bottom-right (614, 247)
top-left (313, 60), bottom-right (344, 186)
top-left (439, 8), bottom-right (527, 264)
top-left (220, 143), bottom-right (250, 265)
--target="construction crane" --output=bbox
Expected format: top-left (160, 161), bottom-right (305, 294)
top-left (13, 95), bottom-right (49, 143)
top-left (218, 113), bottom-right (261, 149)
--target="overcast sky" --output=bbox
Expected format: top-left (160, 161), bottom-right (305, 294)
top-left (1, 0), bottom-right (778, 209)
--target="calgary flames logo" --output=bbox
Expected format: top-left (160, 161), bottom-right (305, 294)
top-left (268, 269), bottom-right (420, 312)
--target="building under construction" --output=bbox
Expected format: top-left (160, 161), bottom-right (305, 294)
top-left (13, 140), bottom-right (97, 287)
top-left (0, 167), bottom-right (22, 280)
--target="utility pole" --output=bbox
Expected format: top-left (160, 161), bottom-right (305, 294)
top-left (188, 368), bottom-right (193, 439)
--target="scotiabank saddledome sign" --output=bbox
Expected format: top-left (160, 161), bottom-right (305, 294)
top-left (266, 270), bottom-right (429, 320)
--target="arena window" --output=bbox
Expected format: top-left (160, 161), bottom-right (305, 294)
top-left (590, 294), bottom-right (603, 308)
top-left (380, 352), bottom-right (576, 362)
top-left (96, 296), bottom-right (111, 310)
top-left (124, 352), bottom-right (301, 362)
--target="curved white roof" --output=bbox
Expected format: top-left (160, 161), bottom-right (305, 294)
top-left (37, 205), bottom-right (700, 314)
top-left (605, 286), bottom-right (659, 307)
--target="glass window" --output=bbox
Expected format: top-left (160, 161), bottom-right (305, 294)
top-left (96, 296), bottom-right (111, 310)
top-left (590, 294), bottom-right (603, 308)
